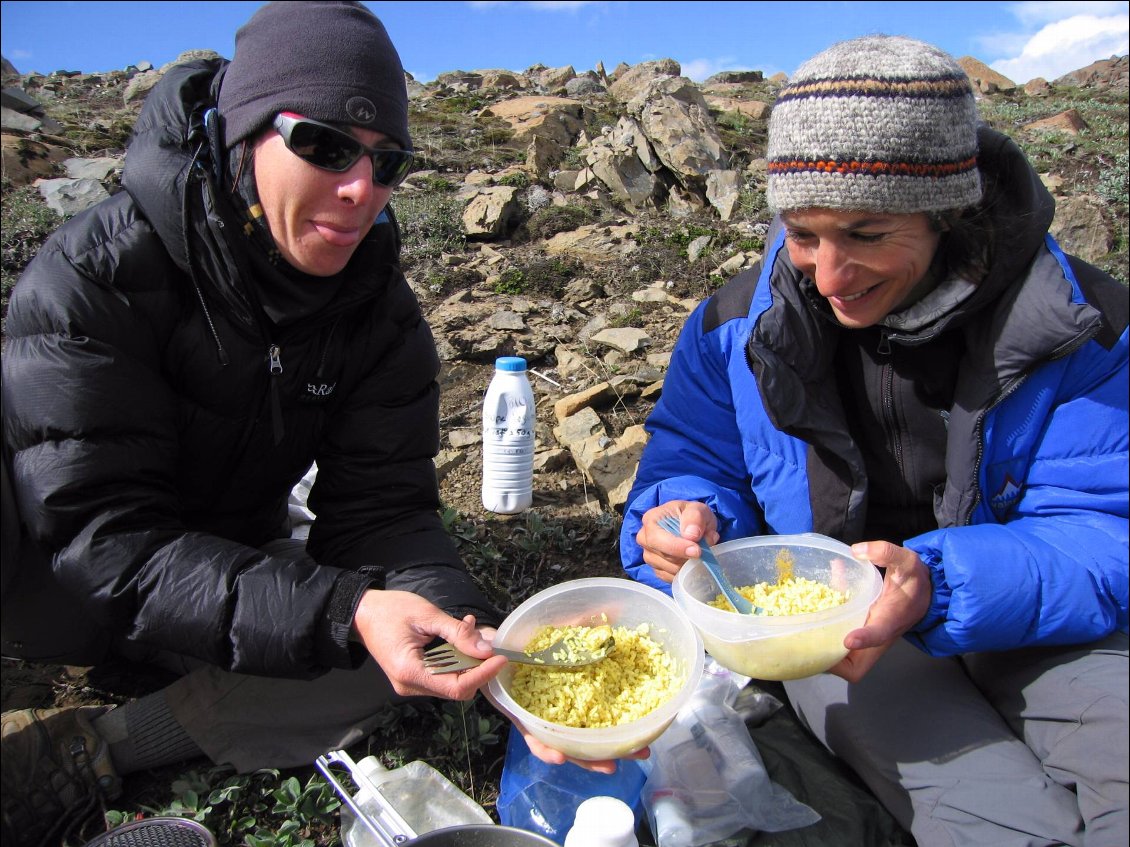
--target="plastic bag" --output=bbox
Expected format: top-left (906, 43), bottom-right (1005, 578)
top-left (641, 659), bottom-right (820, 847)
top-left (496, 725), bottom-right (647, 844)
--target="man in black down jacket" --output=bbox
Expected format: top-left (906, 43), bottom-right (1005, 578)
top-left (0, 4), bottom-right (563, 842)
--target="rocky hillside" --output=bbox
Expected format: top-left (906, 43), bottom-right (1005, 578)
top-left (2, 50), bottom-right (1127, 602)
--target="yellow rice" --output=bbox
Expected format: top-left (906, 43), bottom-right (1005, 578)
top-left (509, 622), bottom-right (681, 728)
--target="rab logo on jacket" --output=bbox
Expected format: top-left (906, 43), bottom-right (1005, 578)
top-left (989, 474), bottom-right (1023, 519)
top-left (304, 382), bottom-right (337, 400)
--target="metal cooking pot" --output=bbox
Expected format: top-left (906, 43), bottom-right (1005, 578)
top-left (405, 825), bottom-right (558, 846)
top-left (316, 751), bottom-right (559, 847)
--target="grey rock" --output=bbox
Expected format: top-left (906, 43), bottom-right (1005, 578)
top-left (2, 87), bottom-right (42, 113)
top-left (36, 177), bottom-right (110, 216)
top-left (1, 104), bottom-right (41, 132)
top-left (63, 156), bottom-right (122, 180)
top-left (590, 327), bottom-right (651, 354)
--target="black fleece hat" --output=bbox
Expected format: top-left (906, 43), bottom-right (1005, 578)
top-left (217, 1), bottom-right (411, 150)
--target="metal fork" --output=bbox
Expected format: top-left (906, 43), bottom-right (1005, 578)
top-left (423, 633), bottom-right (615, 674)
top-left (657, 514), bottom-right (760, 615)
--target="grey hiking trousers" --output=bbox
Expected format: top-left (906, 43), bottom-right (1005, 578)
top-left (162, 653), bottom-right (406, 772)
top-left (784, 633), bottom-right (1129, 847)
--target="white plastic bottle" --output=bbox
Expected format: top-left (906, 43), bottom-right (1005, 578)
top-left (564, 795), bottom-right (639, 847)
top-left (481, 355), bottom-right (535, 514)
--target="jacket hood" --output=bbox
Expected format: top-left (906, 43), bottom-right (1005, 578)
top-left (955, 125), bottom-right (1057, 314)
top-left (122, 59), bottom-right (228, 278)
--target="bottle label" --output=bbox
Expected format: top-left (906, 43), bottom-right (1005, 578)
top-left (482, 374), bottom-right (535, 514)
top-left (486, 397), bottom-right (533, 434)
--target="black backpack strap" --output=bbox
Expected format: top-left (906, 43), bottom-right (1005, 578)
top-left (1, 437), bottom-right (22, 596)
top-left (1065, 254), bottom-right (1128, 351)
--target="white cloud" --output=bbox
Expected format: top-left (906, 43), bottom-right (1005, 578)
top-left (1008, 1), bottom-right (1126, 26)
top-left (986, 5), bottom-right (1128, 83)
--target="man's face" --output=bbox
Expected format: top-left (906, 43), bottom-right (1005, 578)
top-left (252, 124), bottom-right (394, 277)
top-left (781, 209), bottom-right (943, 329)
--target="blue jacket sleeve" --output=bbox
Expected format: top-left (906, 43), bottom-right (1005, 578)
top-left (620, 303), bottom-right (765, 591)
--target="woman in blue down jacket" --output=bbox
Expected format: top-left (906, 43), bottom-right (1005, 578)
top-left (621, 36), bottom-right (1128, 846)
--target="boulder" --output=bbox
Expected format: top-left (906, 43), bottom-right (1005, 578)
top-left (956, 57), bottom-right (1016, 93)
top-left (482, 96), bottom-right (584, 146)
top-left (1051, 195), bottom-right (1114, 263)
top-left (1024, 109), bottom-right (1089, 135)
top-left (2, 134), bottom-right (68, 185)
top-left (544, 223), bottom-right (640, 264)
top-left (628, 77), bottom-right (729, 189)
top-left (462, 186), bottom-right (522, 238)
top-left (36, 177), bottom-right (110, 216)
top-left (608, 58), bottom-right (681, 102)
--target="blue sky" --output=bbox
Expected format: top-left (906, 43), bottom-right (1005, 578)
top-left (2, 1), bottom-right (1127, 85)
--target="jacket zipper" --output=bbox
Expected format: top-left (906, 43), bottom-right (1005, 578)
top-left (880, 356), bottom-right (904, 472)
top-left (876, 328), bottom-right (911, 509)
top-left (268, 344), bottom-right (284, 445)
top-left (877, 329), bottom-right (892, 356)
top-left (202, 174), bottom-right (287, 447)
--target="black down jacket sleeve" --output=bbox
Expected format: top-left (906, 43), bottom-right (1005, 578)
top-left (2, 198), bottom-right (350, 678)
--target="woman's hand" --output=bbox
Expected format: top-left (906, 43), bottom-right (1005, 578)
top-left (635, 501), bottom-right (720, 583)
top-left (481, 688), bottom-right (650, 775)
top-left (829, 540), bottom-right (933, 682)
top-left (351, 590), bottom-right (507, 699)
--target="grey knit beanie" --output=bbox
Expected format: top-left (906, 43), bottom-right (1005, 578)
top-left (767, 35), bottom-right (981, 214)
top-left (217, 1), bottom-right (410, 150)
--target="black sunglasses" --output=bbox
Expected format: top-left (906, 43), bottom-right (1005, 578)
top-left (273, 112), bottom-right (414, 188)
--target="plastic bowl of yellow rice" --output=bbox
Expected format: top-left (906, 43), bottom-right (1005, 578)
top-left (487, 577), bottom-right (704, 761)
top-left (672, 533), bottom-right (883, 681)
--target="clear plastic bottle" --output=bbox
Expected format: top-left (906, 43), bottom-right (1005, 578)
top-left (648, 790), bottom-right (694, 847)
top-left (340, 756), bottom-right (493, 846)
top-left (564, 795), bottom-right (639, 847)
top-left (481, 355), bottom-right (535, 514)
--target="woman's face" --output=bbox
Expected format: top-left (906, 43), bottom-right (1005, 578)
top-left (252, 125), bottom-right (394, 277)
top-left (781, 209), bottom-right (943, 329)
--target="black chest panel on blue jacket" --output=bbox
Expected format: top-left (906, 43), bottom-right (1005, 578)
top-left (836, 326), bottom-right (964, 542)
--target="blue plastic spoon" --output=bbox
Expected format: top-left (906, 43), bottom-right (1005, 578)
top-left (657, 514), bottom-right (760, 614)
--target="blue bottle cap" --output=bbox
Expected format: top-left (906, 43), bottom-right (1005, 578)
top-left (495, 356), bottom-right (528, 372)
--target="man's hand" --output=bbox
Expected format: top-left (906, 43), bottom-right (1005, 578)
top-left (828, 540), bottom-right (933, 682)
top-left (635, 501), bottom-right (719, 583)
top-left (352, 590), bottom-right (644, 770)
top-left (351, 590), bottom-right (507, 699)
